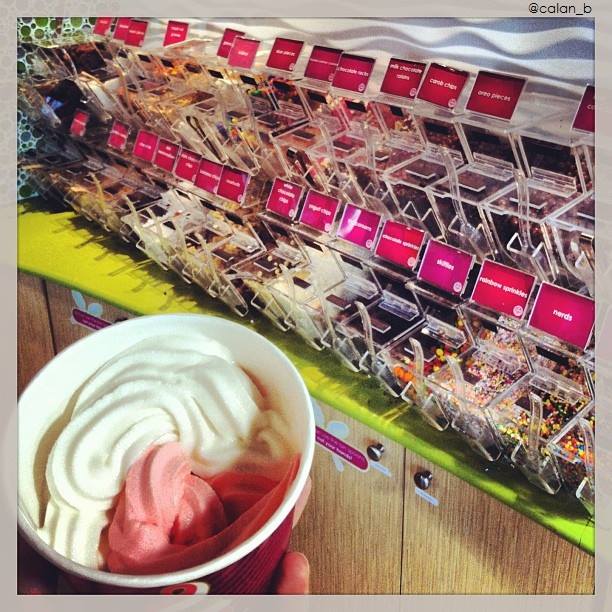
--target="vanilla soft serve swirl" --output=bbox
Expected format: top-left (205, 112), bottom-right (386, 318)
top-left (38, 334), bottom-right (291, 569)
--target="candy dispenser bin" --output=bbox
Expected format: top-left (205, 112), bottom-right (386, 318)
top-left (483, 170), bottom-right (582, 283)
top-left (427, 149), bottom-right (500, 259)
top-left (370, 56), bottom-right (426, 149)
top-left (517, 92), bottom-right (592, 194)
top-left (233, 218), bottom-right (310, 332)
top-left (167, 202), bottom-right (266, 317)
top-left (550, 407), bottom-right (595, 513)
top-left (426, 300), bottom-right (529, 460)
top-left (492, 282), bottom-right (595, 492)
top-left (341, 274), bottom-right (422, 387)
top-left (548, 191), bottom-right (594, 296)
top-left (120, 189), bottom-right (203, 269)
top-left (382, 149), bottom-right (459, 239)
top-left (410, 62), bottom-right (473, 160)
top-left (296, 45), bottom-right (347, 137)
top-left (270, 121), bottom-right (331, 191)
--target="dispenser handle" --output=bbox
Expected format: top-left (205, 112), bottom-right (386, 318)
top-left (446, 355), bottom-right (469, 413)
top-left (356, 301), bottom-right (376, 369)
top-left (578, 415), bottom-right (595, 485)
top-left (527, 392), bottom-right (544, 465)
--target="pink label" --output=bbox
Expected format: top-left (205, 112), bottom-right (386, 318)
top-left (466, 71), bottom-right (526, 120)
top-left (331, 53), bottom-right (375, 93)
top-left (132, 130), bottom-right (159, 162)
top-left (163, 20), bottom-right (189, 46)
top-left (217, 166), bottom-right (250, 203)
top-left (113, 17), bottom-right (132, 41)
top-left (93, 17), bottom-right (113, 36)
top-left (266, 37), bottom-right (304, 72)
top-left (375, 220), bottom-right (425, 270)
top-left (153, 139), bottom-right (180, 172)
top-left (380, 58), bottom-right (426, 99)
top-left (217, 28), bottom-right (246, 58)
top-left (72, 308), bottom-right (111, 331)
top-left (471, 259), bottom-right (536, 319)
top-left (195, 159), bottom-right (223, 194)
top-left (265, 178), bottom-right (304, 219)
top-left (416, 63), bottom-right (469, 110)
top-left (336, 203), bottom-right (382, 250)
top-left (174, 149), bottom-right (201, 183)
top-left (572, 85), bottom-right (594, 133)
top-left (125, 19), bottom-right (148, 47)
top-left (107, 120), bottom-right (129, 151)
top-left (529, 283), bottom-right (595, 349)
top-left (299, 190), bottom-right (340, 232)
top-left (228, 37), bottom-right (260, 70)
top-left (315, 427), bottom-right (368, 471)
top-left (417, 239), bottom-right (473, 295)
top-left (304, 45), bottom-right (343, 82)
top-left (69, 110), bottom-right (90, 137)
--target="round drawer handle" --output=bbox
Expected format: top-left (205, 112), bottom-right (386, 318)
top-left (414, 470), bottom-right (433, 490)
top-left (366, 443), bottom-right (385, 461)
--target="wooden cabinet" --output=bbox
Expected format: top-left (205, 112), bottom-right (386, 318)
top-left (17, 275), bottom-right (595, 595)
top-left (402, 449), bottom-right (594, 594)
top-left (291, 400), bottom-right (405, 594)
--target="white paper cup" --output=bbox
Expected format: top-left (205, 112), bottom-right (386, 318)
top-left (18, 314), bottom-right (315, 594)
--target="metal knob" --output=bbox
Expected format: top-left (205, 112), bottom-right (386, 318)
top-left (414, 470), bottom-right (433, 490)
top-left (366, 443), bottom-right (385, 462)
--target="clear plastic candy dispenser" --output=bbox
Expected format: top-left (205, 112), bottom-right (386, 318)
top-left (548, 191), bottom-right (594, 296)
top-left (296, 45), bottom-right (347, 137)
top-left (394, 239), bottom-right (475, 429)
top-left (490, 282), bottom-right (594, 492)
top-left (483, 169), bottom-right (583, 283)
top-left (517, 86), bottom-right (594, 194)
top-left (169, 203), bottom-right (265, 317)
top-left (427, 149), bottom-right (499, 259)
top-left (551, 407), bottom-right (595, 514)
top-left (433, 257), bottom-right (537, 457)
top-left (120, 189), bottom-right (202, 269)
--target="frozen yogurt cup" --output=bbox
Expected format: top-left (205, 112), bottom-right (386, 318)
top-left (18, 314), bottom-right (314, 594)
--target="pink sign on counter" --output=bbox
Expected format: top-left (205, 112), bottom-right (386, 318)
top-left (107, 120), bottom-right (129, 151)
top-left (471, 259), bottom-right (536, 319)
top-left (153, 139), bottom-right (180, 172)
top-left (174, 149), bottom-right (201, 183)
top-left (195, 159), bottom-right (223, 194)
top-left (299, 190), bottom-right (340, 232)
top-left (217, 166), bottom-right (250, 203)
top-left (572, 85), bottom-right (594, 133)
top-left (93, 17), bottom-right (113, 37)
top-left (132, 129), bottom-right (159, 162)
top-left (304, 45), bottom-right (343, 82)
top-left (315, 427), bottom-right (368, 472)
top-left (266, 37), bottom-right (304, 72)
top-left (416, 63), bottom-right (469, 110)
top-left (265, 178), bottom-right (304, 219)
top-left (69, 110), bottom-right (90, 137)
top-left (375, 220), bottom-right (425, 270)
top-left (336, 203), bottom-right (382, 250)
top-left (466, 71), bottom-right (526, 120)
top-left (163, 20), bottom-right (189, 46)
top-left (124, 19), bottom-right (148, 47)
top-left (227, 37), bottom-right (260, 70)
top-left (217, 28), bottom-right (246, 58)
top-left (331, 53), bottom-right (375, 93)
top-left (417, 239), bottom-right (474, 296)
top-left (380, 58), bottom-right (426, 99)
top-left (528, 283), bottom-right (595, 349)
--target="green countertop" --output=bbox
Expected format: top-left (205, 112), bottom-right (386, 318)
top-left (17, 199), bottom-right (594, 554)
